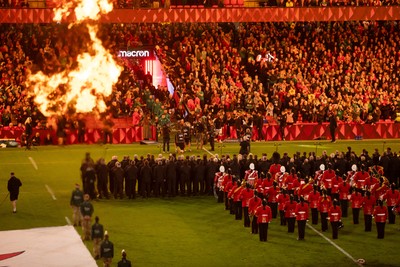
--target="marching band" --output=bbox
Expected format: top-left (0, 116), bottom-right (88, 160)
top-left (214, 152), bottom-right (400, 242)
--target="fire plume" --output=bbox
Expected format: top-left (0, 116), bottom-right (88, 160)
top-left (27, 0), bottom-right (122, 117)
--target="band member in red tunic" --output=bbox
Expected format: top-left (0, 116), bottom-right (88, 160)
top-left (255, 199), bottom-right (272, 242)
top-left (231, 180), bottom-right (244, 220)
top-left (314, 164), bottom-right (325, 186)
top-left (331, 174), bottom-right (343, 201)
top-left (350, 188), bottom-right (363, 224)
top-left (267, 182), bottom-right (280, 218)
top-left (298, 178), bottom-right (313, 202)
top-left (308, 185), bottom-right (320, 225)
top-left (338, 180), bottom-right (351, 217)
top-left (295, 197), bottom-right (309, 240)
top-left (275, 166), bottom-right (288, 188)
top-left (371, 177), bottom-right (389, 200)
top-left (373, 200), bottom-right (388, 239)
top-left (261, 172), bottom-right (274, 197)
top-left (240, 183), bottom-right (255, 227)
top-left (244, 163), bottom-right (258, 189)
top-left (249, 191), bottom-right (262, 234)
top-left (227, 178), bottom-right (238, 215)
top-left (284, 168), bottom-right (297, 196)
top-left (363, 190), bottom-right (376, 232)
top-left (346, 164), bottom-right (358, 187)
top-left (277, 189), bottom-right (290, 226)
top-left (222, 169), bottom-right (233, 211)
top-left (319, 190), bottom-right (332, 232)
top-left (354, 166), bottom-right (370, 190)
top-left (328, 200), bottom-right (342, 239)
top-left (383, 184), bottom-right (400, 224)
top-left (269, 153), bottom-right (281, 178)
top-left (321, 165), bottom-right (335, 196)
top-left (214, 166), bottom-right (227, 203)
top-left (284, 195), bottom-right (297, 233)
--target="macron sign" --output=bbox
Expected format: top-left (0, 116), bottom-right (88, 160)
top-left (118, 50), bottom-right (151, 58)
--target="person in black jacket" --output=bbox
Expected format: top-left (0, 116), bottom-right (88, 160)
top-left (125, 160), bottom-right (138, 199)
top-left (100, 231), bottom-right (114, 267)
top-left (7, 172), bottom-right (22, 213)
top-left (329, 111), bottom-right (338, 143)
top-left (140, 160), bottom-right (152, 198)
top-left (153, 159), bottom-right (166, 197)
top-left (117, 250), bottom-right (132, 267)
top-left (162, 124), bottom-right (170, 152)
top-left (165, 156), bottom-right (177, 197)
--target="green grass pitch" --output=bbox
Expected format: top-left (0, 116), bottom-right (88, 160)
top-left (1, 139), bottom-right (400, 267)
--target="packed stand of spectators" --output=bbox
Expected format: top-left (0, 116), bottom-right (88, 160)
top-left (2, 21), bottom-right (400, 141)
top-left (0, 24), bottom-right (172, 133)
top-left (153, 21), bottom-right (400, 138)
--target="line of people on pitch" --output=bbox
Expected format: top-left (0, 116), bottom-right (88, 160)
top-left (80, 152), bottom-right (226, 199)
top-left (70, 185), bottom-right (132, 267)
top-left (213, 164), bottom-right (399, 241)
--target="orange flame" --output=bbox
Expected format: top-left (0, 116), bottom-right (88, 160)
top-left (27, 0), bottom-right (122, 117)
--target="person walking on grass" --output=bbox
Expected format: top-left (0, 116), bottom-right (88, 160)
top-left (100, 231), bottom-right (114, 267)
top-left (80, 194), bottom-right (94, 241)
top-left (91, 216), bottom-right (104, 260)
top-left (118, 249), bottom-right (132, 267)
top-left (7, 172), bottom-right (22, 213)
top-left (70, 183), bottom-right (84, 226)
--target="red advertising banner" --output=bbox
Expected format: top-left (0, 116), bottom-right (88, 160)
top-left (0, 7), bottom-right (399, 24)
top-left (0, 122), bottom-right (399, 145)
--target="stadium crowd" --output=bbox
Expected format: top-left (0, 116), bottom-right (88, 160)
top-left (1, 21), bottom-right (400, 143)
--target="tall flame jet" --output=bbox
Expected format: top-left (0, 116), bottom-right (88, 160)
top-left (27, 0), bottom-right (122, 117)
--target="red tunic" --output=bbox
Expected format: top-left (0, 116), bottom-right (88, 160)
top-left (295, 202), bottom-right (309, 221)
top-left (244, 170), bottom-right (258, 188)
top-left (350, 193), bottom-right (363, 208)
top-left (269, 164), bottom-right (281, 177)
top-left (321, 170), bottom-right (336, 189)
top-left (275, 172), bottom-right (288, 188)
top-left (308, 191), bottom-right (321, 209)
top-left (249, 196), bottom-right (262, 215)
top-left (267, 187), bottom-right (280, 203)
top-left (331, 177), bottom-right (343, 194)
top-left (298, 183), bottom-right (313, 201)
top-left (277, 193), bottom-right (290, 211)
top-left (363, 196), bottom-right (376, 215)
top-left (262, 178), bottom-right (274, 193)
top-left (319, 196), bottom-right (332, 213)
top-left (338, 182), bottom-right (351, 200)
top-left (214, 172), bottom-right (226, 189)
top-left (284, 201), bottom-right (297, 218)
top-left (384, 189), bottom-right (400, 206)
top-left (283, 174), bottom-right (296, 191)
top-left (329, 206), bottom-right (342, 222)
top-left (373, 205), bottom-right (388, 223)
top-left (354, 171), bottom-right (370, 189)
top-left (240, 189), bottom-right (254, 207)
top-left (222, 174), bottom-right (232, 192)
top-left (365, 177), bottom-right (379, 190)
top-left (255, 205), bottom-right (272, 224)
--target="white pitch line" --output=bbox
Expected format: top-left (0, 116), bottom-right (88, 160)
top-left (45, 184), bottom-right (57, 200)
top-left (306, 223), bottom-right (363, 266)
top-left (28, 157), bottom-right (38, 170)
top-left (202, 147), bottom-right (215, 157)
top-left (65, 216), bottom-right (72, 226)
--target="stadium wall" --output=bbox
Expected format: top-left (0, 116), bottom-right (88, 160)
top-left (0, 7), bottom-right (399, 23)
